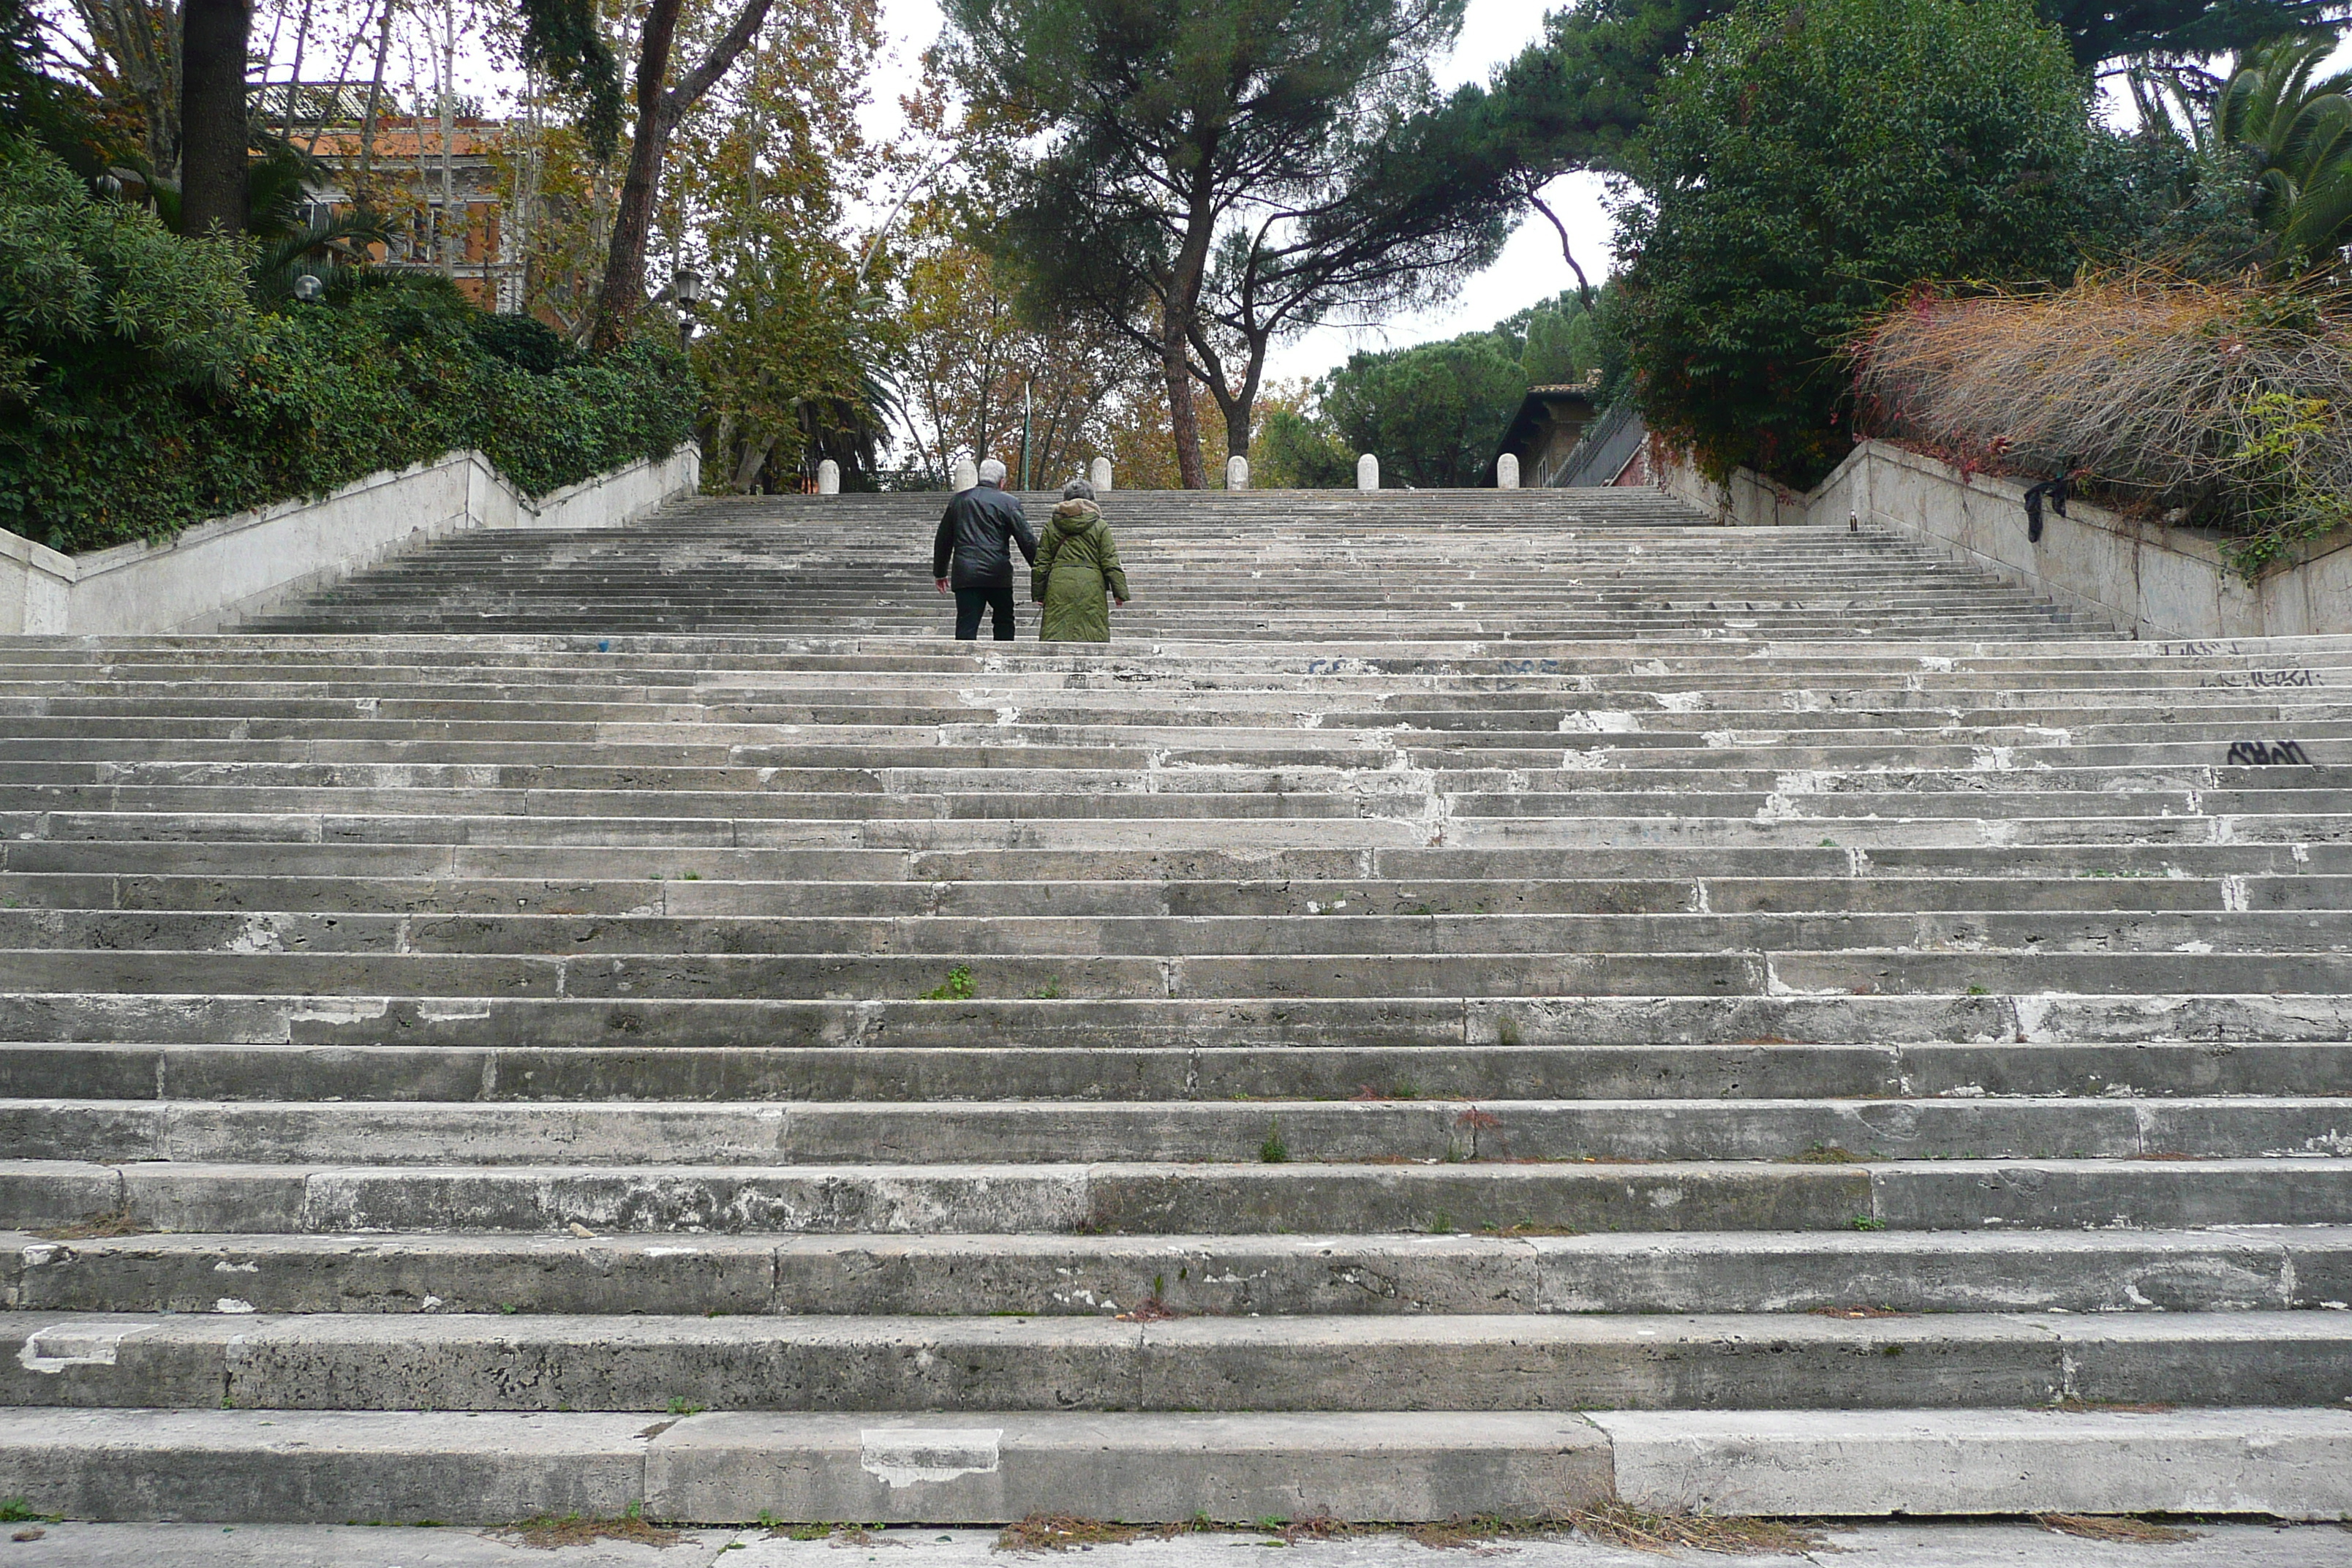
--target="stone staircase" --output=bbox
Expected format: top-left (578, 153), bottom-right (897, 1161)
top-left (0, 486), bottom-right (2347, 1526)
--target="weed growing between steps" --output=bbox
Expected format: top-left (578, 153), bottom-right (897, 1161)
top-left (2037, 1514), bottom-right (2204, 1544)
top-left (1569, 1505), bottom-right (1824, 1556)
top-left (32, 1208), bottom-right (150, 1241)
top-left (496, 1502), bottom-right (679, 1549)
top-left (923, 965), bottom-right (977, 1000)
top-left (1260, 1117), bottom-right (1290, 1162)
top-left (995, 1515), bottom-right (1148, 1550)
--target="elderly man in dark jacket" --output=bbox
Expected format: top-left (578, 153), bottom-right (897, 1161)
top-left (932, 459), bottom-right (1040, 641)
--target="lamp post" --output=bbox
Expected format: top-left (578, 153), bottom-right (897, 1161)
top-left (672, 264), bottom-right (705, 353)
top-left (1022, 380), bottom-right (1033, 493)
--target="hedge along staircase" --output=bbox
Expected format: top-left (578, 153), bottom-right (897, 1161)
top-left (0, 487), bottom-right (2347, 1525)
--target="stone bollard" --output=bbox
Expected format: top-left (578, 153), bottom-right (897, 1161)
top-left (1357, 453), bottom-right (1379, 491)
top-left (815, 459), bottom-right (840, 496)
top-left (952, 457), bottom-right (979, 491)
top-left (1090, 456), bottom-right (1112, 493)
top-left (1496, 453), bottom-right (1520, 490)
top-left (1226, 454), bottom-right (1250, 491)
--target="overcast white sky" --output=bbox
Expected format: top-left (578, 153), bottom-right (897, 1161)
top-left (856, 0), bottom-right (1613, 382)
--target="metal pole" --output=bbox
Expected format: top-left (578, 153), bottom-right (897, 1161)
top-left (1022, 381), bottom-right (1033, 492)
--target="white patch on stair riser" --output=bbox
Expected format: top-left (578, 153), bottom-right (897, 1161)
top-left (1560, 711), bottom-right (1641, 734)
top-left (223, 916), bottom-right (285, 954)
top-left (860, 1428), bottom-right (1003, 1488)
top-left (18, 1321), bottom-right (154, 1373)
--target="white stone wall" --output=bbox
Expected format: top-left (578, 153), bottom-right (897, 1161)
top-left (1659, 439), bottom-right (2352, 640)
top-left (0, 445), bottom-right (701, 636)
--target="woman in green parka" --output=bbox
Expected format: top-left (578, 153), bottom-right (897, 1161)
top-left (1031, 478), bottom-right (1130, 641)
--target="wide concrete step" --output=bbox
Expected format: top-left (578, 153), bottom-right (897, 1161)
top-left (7, 990), bottom-right (2346, 1049)
top-left (10, 838), bottom-right (2350, 882)
top-left (1, 1039), bottom-right (2342, 1103)
top-left (10, 1156), bottom-right (2349, 1234)
top-left (7, 948), bottom-right (2350, 1000)
top-left (11, 1227), bottom-right (2345, 1317)
top-left (10, 807), bottom-right (2348, 856)
top-left (1, 910), bottom-right (2343, 962)
top-left (0, 1406), bottom-right (2345, 1524)
top-left (4, 1094), bottom-right (2342, 1165)
top-left (12, 871), bottom-right (2350, 919)
top-left (0, 1308), bottom-right (2342, 1411)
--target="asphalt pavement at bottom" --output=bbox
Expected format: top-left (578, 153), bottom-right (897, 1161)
top-left (0, 1520), bottom-right (2345, 1568)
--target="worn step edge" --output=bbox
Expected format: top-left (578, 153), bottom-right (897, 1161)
top-left (0, 1406), bottom-right (2345, 1523)
top-left (1, 1308), bottom-right (2348, 1413)
top-left (7, 1226), bottom-right (2346, 1317)
top-left (9, 1157), bottom-right (2352, 1235)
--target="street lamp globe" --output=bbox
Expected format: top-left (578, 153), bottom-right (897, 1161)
top-left (673, 265), bottom-right (705, 308)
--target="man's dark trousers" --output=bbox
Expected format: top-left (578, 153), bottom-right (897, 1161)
top-left (935, 480), bottom-right (1039, 641)
top-left (954, 582), bottom-right (1017, 641)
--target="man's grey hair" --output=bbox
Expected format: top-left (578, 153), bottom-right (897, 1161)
top-left (977, 458), bottom-right (1008, 486)
top-left (1061, 478), bottom-right (1096, 501)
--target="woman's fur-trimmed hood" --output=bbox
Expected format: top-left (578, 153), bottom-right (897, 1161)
top-left (1051, 498), bottom-right (1102, 534)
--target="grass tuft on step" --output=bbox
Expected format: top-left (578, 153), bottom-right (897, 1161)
top-left (32, 1209), bottom-right (151, 1242)
top-left (1569, 1502), bottom-right (1825, 1556)
top-left (2037, 1513), bottom-right (2203, 1543)
top-left (497, 1503), bottom-right (679, 1550)
top-left (995, 1514), bottom-right (1142, 1552)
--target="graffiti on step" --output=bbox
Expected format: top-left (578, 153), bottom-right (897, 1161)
top-left (2157, 640), bottom-right (2247, 657)
top-left (2202, 668), bottom-right (2322, 689)
top-left (2225, 739), bottom-right (2313, 766)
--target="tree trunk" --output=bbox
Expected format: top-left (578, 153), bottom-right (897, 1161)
top-left (591, 0), bottom-right (686, 353)
top-left (438, 0), bottom-right (456, 276)
top-left (1223, 328), bottom-right (1270, 460)
top-left (1160, 301), bottom-right (1205, 490)
top-left (179, 0), bottom-right (249, 236)
top-left (733, 431), bottom-right (779, 491)
top-left (356, 0), bottom-right (391, 205)
top-left (587, 0), bottom-right (777, 352)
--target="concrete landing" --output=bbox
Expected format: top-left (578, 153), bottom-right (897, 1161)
top-left (2, 1521), bottom-right (2348, 1567)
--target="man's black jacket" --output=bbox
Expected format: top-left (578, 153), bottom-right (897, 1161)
top-left (932, 483), bottom-right (1039, 590)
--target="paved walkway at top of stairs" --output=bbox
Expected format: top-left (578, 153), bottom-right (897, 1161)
top-left (243, 489), bottom-right (2108, 641)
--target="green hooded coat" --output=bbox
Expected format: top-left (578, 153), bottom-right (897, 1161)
top-left (1032, 500), bottom-right (1129, 643)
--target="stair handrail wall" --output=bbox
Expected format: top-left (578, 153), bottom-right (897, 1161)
top-left (1659, 437), bottom-right (2352, 639)
top-left (0, 445), bottom-right (701, 637)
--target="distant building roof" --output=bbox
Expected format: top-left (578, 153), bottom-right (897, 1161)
top-left (304, 121), bottom-right (509, 159)
top-left (1495, 381), bottom-right (1599, 462)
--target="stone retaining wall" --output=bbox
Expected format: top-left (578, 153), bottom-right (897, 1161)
top-left (0, 444), bottom-right (701, 636)
top-left (1660, 438), bottom-right (2352, 639)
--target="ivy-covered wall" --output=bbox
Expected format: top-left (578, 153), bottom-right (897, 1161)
top-left (0, 132), bottom-right (695, 556)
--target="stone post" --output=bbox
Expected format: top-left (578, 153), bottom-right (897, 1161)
top-left (1226, 454), bottom-right (1250, 491)
top-left (1496, 453), bottom-right (1520, 490)
top-left (1357, 453), bottom-right (1379, 491)
top-left (1090, 457), bottom-right (1113, 493)
top-left (952, 457), bottom-right (979, 492)
top-left (815, 459), bottom-right (840, 496)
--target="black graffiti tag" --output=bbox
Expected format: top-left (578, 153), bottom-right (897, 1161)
top-left (2225, 740), bottom-right (2313, 766)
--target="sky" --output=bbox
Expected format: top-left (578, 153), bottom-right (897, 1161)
top-left (855, 0), bottom-right (1614, 382)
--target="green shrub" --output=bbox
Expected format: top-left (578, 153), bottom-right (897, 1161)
top-left (1614, 0), bottom-right (2097, 490)
top-left (0, 133), bottom-right (693, 554)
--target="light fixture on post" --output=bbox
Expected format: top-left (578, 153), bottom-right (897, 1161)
top-left (293, 271), bottom-right (325, 304)
top-left (672, 264), bottom-right (705, 353)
